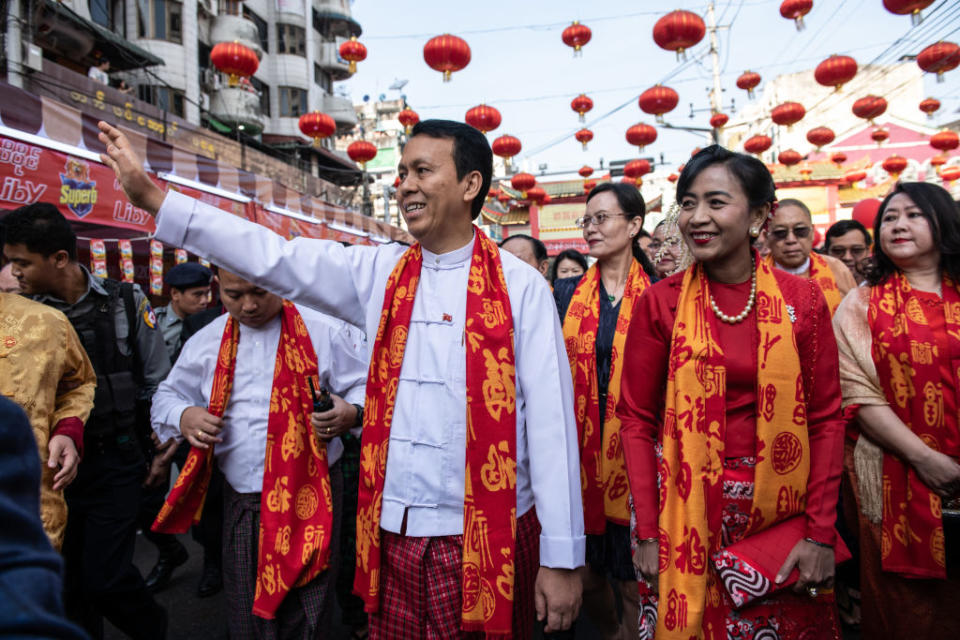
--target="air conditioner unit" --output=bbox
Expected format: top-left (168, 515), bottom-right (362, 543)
top-left (201, 67), bottom-right (220, 90)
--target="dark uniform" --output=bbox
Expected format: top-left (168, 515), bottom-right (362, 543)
top-left (34, 265), bottom-right (170, 640)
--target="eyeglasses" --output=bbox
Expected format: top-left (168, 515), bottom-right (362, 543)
top-left (827, 245), bottom-right (868, 259)
top-left (575, 213), bottom-right (628, 229)
top-left (768, 226), bottom-right (812, 241)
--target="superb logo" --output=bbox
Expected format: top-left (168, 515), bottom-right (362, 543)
top-left (59, 157), bottom-right (98, 218)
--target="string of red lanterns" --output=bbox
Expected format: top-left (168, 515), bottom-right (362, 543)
top-left (571, 94), bottom-right (594, 122)
top-left (423, 34), bottom-right (471, 82)
top-left (210, 42), bottom-right (259, 87)
top-left (492, 135), bottom-right (522, 169)
top-left (709, 113), bottom-right (729, 129)
top-left (346, 140), bottom-right (377, 169)
top-left (298, 111), bottom-right (335, 147)
top-left (883, 0), bottom-right (934, 25)
top-left (397, 108), bottom-right (419, 135)
top-left (652, 10), bottom-right (706, 61)
top-left (806, 126), bottom-right (835, 149)
top-left (625, 123), bottom-right (658, 151)
top-left (916, 41), bottom-right (960, 83)
top-left (338, 37), bottom-right (367, 74)
top-left (814, 55), bottom-right (858, 91)
top-left (575, 128), bottom-right (594, 150)
top-left (736, 71), bottom-right (762, 99)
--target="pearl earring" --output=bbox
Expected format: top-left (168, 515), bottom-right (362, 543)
top-left (749, 227), bottom-right (760, 238)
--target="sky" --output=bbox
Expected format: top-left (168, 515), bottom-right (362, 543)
top-left (338, 0), bottom-right (960, 177)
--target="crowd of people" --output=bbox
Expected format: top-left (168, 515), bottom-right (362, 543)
top-left (0, 117), bottom-right (958, 640)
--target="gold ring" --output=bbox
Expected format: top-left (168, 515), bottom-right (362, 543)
top-left (807, 586), bottom-right (818, 598)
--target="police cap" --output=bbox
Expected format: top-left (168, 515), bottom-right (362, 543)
top-left (164, 262), bottom-right (213, 290)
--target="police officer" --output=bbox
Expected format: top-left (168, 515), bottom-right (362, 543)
top-left (3, 203), bottom-right (169, 640)
top-left (154, 262), bottom-right (212, 362)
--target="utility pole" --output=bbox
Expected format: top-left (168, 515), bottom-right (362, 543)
top-left (706, 1), bottom-right (724, 145)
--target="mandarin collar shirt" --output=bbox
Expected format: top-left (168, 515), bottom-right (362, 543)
top-left (155, 190), bottom-right (585, 568)
top-left (149, 304), bottom-right (367, 494)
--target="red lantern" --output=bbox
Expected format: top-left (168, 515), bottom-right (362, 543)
top-left (210, 42), bottom-right (259, 87)
top-left (639, 85), bottom-right (679, 123)
top-left (931, 130), bottom-right (960, 152)
top-left (583, 179), bottom-right (598, 193)
top-left (709, 112), bottom-right (729, 129)
top-left (744, 135), bottom-right (772, 156)
top-left (397, 108), bottom-right (419, 135)
top-left (799, 165), bottom-right (813, 180)
top-left (737, 70), bottom-right (762, 99)
top-left (846, 169), bottom-right (868, 184)
top-left (917, 42), bottom-right (960, 83)
top-left (298, 111), bottom-right (335, 147)
top-left (941, 166), bottom-right (960, 183)
top-left (780, 0), bottom-right (813, 31)
top-left (778, 150), bottom-right (803, 166)
top-left (347, 140), bottom-right (377, 168)
top-left (488, 188), bottom-right (500, 200)
top-left (393, 176), bottom-right (401, 189)
top-left (510, 172), bottom-right (536, 196)
top-left (423, 34), bottom-right (471, 82)
top-left (498, 192), bottom-right (512, 204)
top-left (652, 10), bottom-right (706, 60)
top-left (578, 165), bottom-right (594, 178)
top-left (464, 104), bottom-right (501, 134)
top-left (668, 173), bottom-right (679, 183)
top-left (852, 95), bottom-right (887, 123)
top-left (882, 155), bottom-right (908, 178)
top-left (884, 0), bottom-right (935, 25)
top-left (623, 159), bottom-right (651, 185)
top-left (338, 36), bottom-right (367, 74)
top-left (871, 128), bottom-right (890, 145)
top-left (814, 55), bottom-right (858, 91)
top-left (562, 21), bottom-right (592, 56)
top-left (771, 102), bottom-right (806, 129)
top-left (526, 186), bottom-right (547, 205)
top-left (492, 134), bottom-right (522, 168)
top-left (571, 94), bottom-right (594, 122)
top-left (625, 123), bottom-right (658, 150)
top-left (930, 155), bottom-right (947, 174)
top-left (575, 128), bottom-right (593, 150)
top-left (831, 151), bottom-right (847, 166)
top-left (919, 97), bottom-right (941, 118)
top-left (806, 126), bottom-right (835, 149)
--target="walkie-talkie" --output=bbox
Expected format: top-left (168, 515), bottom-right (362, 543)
top-left (308, 376), bottom-right (334, 413)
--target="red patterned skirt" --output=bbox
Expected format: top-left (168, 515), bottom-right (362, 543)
top-left (637, 457), bottom-right (842, 640)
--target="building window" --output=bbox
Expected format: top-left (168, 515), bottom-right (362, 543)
top-left (278, 86), bottom-right (307, 117)
top-left (276, 24), bottom-right (306, 56)
top-left (139, 85), bottom-right (186, 118)
top-left (218, 0), bottom-right (241, 15)
top-left (313, 64), bottom-right (332, 92)
top-left (90, 0), bottom-right (113, 29)
top-left (137, 0), bottom-right (183, 43)
top-left (243, 7), bottom-right (269, 53)
top-left (251, 77), bottom-right (270, 117)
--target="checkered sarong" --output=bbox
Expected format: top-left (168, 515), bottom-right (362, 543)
top-left (222, 462), bottom-right (342, 640)
top-left (368, 507), bottom-right (540, 640)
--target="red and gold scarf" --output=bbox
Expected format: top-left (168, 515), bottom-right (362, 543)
top-left (658, 257), bottom-right (810, 639)
top-left (562, 260), bottom-right (650, 533)
top-left (868, 272), bottom-right (960, 578)
top-left (353, 228), bottom-right (519, 635)
top-left (153, 302), bottom-right (333, 619)
top-left (766, 252), bottom-right (844, 315)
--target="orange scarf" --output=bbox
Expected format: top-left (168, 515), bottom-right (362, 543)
top-left (767, 253), bottom-right (844, 314)
top-left (354, 228), bottom-right (519, 635)
top-left (562, 260), bottom-right (650, 533)
top-left (153, 302), bottom-right (333, 619)
top-left (869, 272), bottom-right (960, 578)
top-left (658, 257), bottom-right (809, 639)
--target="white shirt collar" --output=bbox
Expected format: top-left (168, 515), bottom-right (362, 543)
top-left (421, 230), bottom-right (476, 268)
top-left (776, 255), bottom-right (811, 276)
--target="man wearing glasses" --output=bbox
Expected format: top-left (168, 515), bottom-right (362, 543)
top-left (765, 198), bottom-right (856, 315)
top-left (823, 219), bottom-right (872, 285)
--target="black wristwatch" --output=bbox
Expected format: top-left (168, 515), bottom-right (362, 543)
top-left (351, 403), bottom-right (364, 428)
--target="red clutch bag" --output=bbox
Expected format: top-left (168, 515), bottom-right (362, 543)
top-left (711, 516), bottom-right (851, 609)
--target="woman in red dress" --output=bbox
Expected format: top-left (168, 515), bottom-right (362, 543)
top-left (833, 182), bottom-right (960, 639)
top-left (617, 145), bottom-right (845, 639)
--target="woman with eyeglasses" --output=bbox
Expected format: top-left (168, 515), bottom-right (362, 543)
top-left (766, 199), bottom-right (856, 315)
top-left (553, 182), bottom-right (656, 639)
top-left (617, 146), bottom-right (845, 639)
top-left (832, 182), bottom-right (960, 640)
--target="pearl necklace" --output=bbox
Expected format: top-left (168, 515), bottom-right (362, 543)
top-left (709, 263), bottom-right (757, 324)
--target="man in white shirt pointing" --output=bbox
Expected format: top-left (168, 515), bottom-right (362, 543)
top-left (99, 118), bottom-right (584, 638)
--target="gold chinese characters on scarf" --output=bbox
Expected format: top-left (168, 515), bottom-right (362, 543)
top-left (563, 260), bottom-right (650, 532)
top-left (353, 228), bottom-right (519, 635)
top-left (153, 302), bottom-right (333, 619)
top-left (658, 257), bottom-right (810, 639)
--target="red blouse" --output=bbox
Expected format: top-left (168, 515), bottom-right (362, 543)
top-left (618, 268), bottom-right (845, 544)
